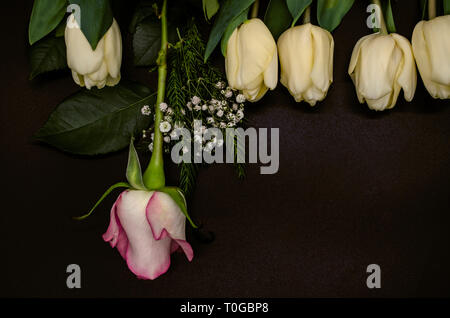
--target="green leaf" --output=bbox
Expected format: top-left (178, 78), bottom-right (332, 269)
top-left (286, 0), bottom-right (312, 26)
top-left (68, 0), bottom-right (113, 50)
top-left (29, 0), bottom-right (67, 45)
top-left (203, 0), bottom-right (220, 21)
top-left (132, 17), bottom-right (177, 66)
top-left (382, 0), bottom-right (396, 33)
top-left (54, 19), bottom-right (67, 37)
top-left (34, 82), bottom-right (156, 155)
top-left (317, 0), bottom-right (355, 32)
top-left (73, 182), bottom-right (130, 220)
top-left (264, 0), bottom-right (292, 39)
top-left (129, 2), bottom-right (156, 34)
top-left (158, 186), bottom-right (197, 228)
top-left (204, 0), bottom-right (256, 62)
top-left (133, 18), bottom-right (161, 66)
top-left (444, 0), bottom-right (450, 15)
top-left (126, 138), bottom-right (147, 190)
top-left (220, 7), bottom-right (250, 56)
top-left (29, 36), bottom-right (67, 80)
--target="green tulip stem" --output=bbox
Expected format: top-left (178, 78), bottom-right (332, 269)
top-left (143, 0), bottom-right (168, 189)
top-left (250, 0), bottom-right (259, 19)
top-left (371, 0), bottom-right (388, 35)
top-left (428, 0), bottom-right (437, 19)
top-left (302, 6), bottom-right (311, 24)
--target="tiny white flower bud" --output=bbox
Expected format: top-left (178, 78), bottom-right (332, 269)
top-left (141, 105), bottom-right (151, 116)
top-left (159, 102), bottom-right (168, 112)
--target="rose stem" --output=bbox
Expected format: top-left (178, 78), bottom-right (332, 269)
top-left (143, 0), bottom-right (168, 189)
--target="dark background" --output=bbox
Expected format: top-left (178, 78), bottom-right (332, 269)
top-left (1, 0), bottom-right (449, 298)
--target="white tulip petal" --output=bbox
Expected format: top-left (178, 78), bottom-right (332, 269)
top-left (104, 18), bottom-right (122, 79)
top-left (263, 49), bottom-right (278, 90)
top-left (304, 85), bottom-right (326, 106)
top-left (71, 70), bottom-right (84, 87)
top-left (278, 24), bottom-right (313, 97)
top-left (87, 61), bottom-right (108, 82)
top-left (366, 91), bottom-right (393, 111)
top-left (236, 19), bottom-right (277, 89)
top-left (310, 25), bottom-right (333, 93)
top-left (412, 16), bottom-right (450, 99)
top-left (65, 14), bottom-right (104, 75)
top-left (348, 34), bottom-right (375, 75)
top-left (244, 84), bottom-right (269, 102)
top-left (422, 15), bottom-right (450, 86)
top-left (357, 34), bottom-right (400, 102)
top-left (106, 74), bottom-right (121, 87)
top-left (391, 33), bottom-right (417, 102)
top-left (225, 28), bottom-right (239, 88)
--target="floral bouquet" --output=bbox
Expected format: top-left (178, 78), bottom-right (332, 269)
top-left (29, 0), bottom-right (449, 280)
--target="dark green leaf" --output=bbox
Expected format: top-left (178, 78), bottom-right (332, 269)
top-left (29, 36), bottom-right (67, 80)
top-left (129, 2), bottom-right (156, 33)
top-left (133, 18), bottom-right (160, 66)
top-left (383, 0), bottom-right (396, 33)
top-left (204, 0), bottom-right (256, 62)
top-left (286, 0), bottom-right (312, 26)
top-left (264, 0), bottom-right (292, 39)
top-left (203, 0), bottom-right (220, 20)
top-left (444, 0), bottom-right (450, 15)
top-left (68, 0), bottom-right (113, 50)
top-left (126, 139), bottom-right (147, 190)
top-left (34, 82), bottom-right (156, 155)
top-left (158, 186), bottom-right (197, 228)
top-left (133, 17), bottom-right (177, 66)
top-left (29, 0), bottom-right (67, 45)
top-left (54, 19), bottom-right (67, 37)
top-left (220, 7), bottom-right (249, 56)
top-left (317, 0), bottom-right (355, 32)
top-left (73, 182), bottom-right (130, 220)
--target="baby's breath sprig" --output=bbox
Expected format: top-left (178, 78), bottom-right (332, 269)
top-left (139, 21), bottom-right (247, 197)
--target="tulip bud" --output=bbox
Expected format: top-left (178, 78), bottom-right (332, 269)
top-left (412, 15), bottom-right (450, 99)
top-left (277, 24), bottom-right (334, 106)
top-left (103, 190), bottom-right (193, 280)
top-left (348, 33), bottom-right (416, 111)
top-left (65, 14), bottom-right (122, 89)
top-left (225, 19), bottom-right (278, 102)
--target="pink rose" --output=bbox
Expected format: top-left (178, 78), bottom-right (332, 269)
top-left (102, 190), bottom-right (194, 280)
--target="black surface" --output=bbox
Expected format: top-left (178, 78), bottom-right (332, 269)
top-left (1, 0), bottom-right (449, 297)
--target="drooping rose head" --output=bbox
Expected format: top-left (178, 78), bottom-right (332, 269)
top-left (277, 24), bottom-right (334, 106)
top-left (412, 15), bottom-right (450, 99)
top-left (65, 14), bottom-right (122, 89)
top-left (103, 190), bottom-right (193, 280)
top-left (225, 18), bottom-right (278, 102)
top-left (348, 33), bottom-right (416, 111)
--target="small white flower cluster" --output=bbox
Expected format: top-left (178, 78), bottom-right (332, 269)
top-left (187, 81), bottom-right (246, 130)
top-left (146, 102), bottom-right (183, 153)
top-left (141, 105), bottom-right (151, 116)
top-left (145, 82), bottom-right (246, 154)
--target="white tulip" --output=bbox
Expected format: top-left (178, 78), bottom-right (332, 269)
top-left (412, 15), bottom-right (450, 99)
top-left (277, 24), bottom-right (334, 106)
top-left (65, 14), bottom-right (122, 89)
top-left (348, 33), bottom-right (416, 111)
top-left (225, 18), bottom-right (278, 102)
